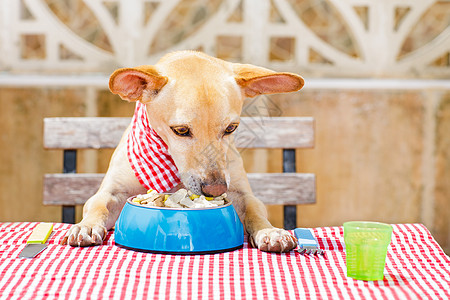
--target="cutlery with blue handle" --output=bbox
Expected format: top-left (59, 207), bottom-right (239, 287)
top-left (294, 228), bottom-right (324, 255)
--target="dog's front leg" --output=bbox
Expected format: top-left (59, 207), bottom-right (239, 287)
top-left (62, 127), bottom-right (146, 246)
top-left (63, 190), bottom-right (127, 246)
top-left (243, 195), bottom-right (298, 252)
top-left (227, 147), bottom-right (297, 253)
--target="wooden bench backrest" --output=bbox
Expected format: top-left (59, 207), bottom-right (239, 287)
top-left (43, 117), bottom-right (315, 228)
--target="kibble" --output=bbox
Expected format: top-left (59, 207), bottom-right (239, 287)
top-left (131, 189), bottom-right (228, 208)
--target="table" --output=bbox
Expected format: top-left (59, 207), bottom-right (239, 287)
top-left (0, 223), bottom-right (449, 299)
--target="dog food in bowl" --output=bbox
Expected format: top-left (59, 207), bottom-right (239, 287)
top-left (131, 189), bottom-right (228, 209)
top-left (115, 189), bottom-right (243, 254)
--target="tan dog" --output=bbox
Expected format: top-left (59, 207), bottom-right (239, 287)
top-left (62, 51), bottom-right (304, 252)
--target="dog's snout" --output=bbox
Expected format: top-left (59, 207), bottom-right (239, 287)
top-left (201, 183), bottom-right (227, 197)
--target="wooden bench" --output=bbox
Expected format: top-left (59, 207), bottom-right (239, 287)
top-left (43, 117), bottom-right (315, 229)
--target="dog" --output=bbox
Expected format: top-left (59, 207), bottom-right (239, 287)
top-left (62, 51), bottom-right (304, 252)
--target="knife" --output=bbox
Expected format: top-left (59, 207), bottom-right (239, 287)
top-left (18, 223), bottom-right (53, 258)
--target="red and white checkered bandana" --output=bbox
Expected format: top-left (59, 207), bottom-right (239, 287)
top-left (127, 102), bottom-right (180, 192)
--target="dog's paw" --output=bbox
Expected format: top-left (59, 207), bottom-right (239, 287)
top-left (61, 223), bottom-right (107, 247)
top-left (250, 228), bottom-right (297, 253)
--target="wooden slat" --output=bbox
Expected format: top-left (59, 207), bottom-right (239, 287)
top-left (43, 173), bottom-right (316, 206)
top-left (248, 173), bottom-right (316, 205)
top-left (44, 118), bottom-right (130, 149)
top-left (234, 117), bottom-right (314, 149)
top-left (43, 174), bottom-right (104, 205)
top-left (44, 117), bottom-right (314, 149)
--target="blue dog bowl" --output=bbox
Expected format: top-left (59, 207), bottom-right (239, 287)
top-left (115, 197), bottom-right (244, 254)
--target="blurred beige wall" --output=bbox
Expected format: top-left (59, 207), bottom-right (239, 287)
top-left (0, 0), bottom-right (449, 253)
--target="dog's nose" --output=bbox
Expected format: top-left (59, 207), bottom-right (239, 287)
top-left (201, 183), bottom-right (227, 197)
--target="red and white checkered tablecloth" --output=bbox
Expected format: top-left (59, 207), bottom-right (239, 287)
top-left (0, 223), bottom-right (448, 299)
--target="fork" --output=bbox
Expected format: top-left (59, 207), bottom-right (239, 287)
top-left (294, 228), bottom-right (324, 255)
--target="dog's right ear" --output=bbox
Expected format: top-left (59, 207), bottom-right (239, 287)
top-left (109, 66), bottom-right (168, 102)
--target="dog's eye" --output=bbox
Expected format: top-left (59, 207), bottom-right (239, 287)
top-left (224, 123), bottom-right (239, 135)
top-left (171, 126), bottom-right (191, 137)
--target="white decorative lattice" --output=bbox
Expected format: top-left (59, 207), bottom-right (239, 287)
top-left (0, 0), bottom-right (449, 77)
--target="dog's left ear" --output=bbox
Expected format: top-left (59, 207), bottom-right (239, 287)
top-left (109, 66), bottom-right (168, 102)
top-left (233, 64), bottom-right (304, 98)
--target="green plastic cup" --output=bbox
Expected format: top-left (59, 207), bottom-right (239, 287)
top-left (344, 221), bottom-right (393, 281)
